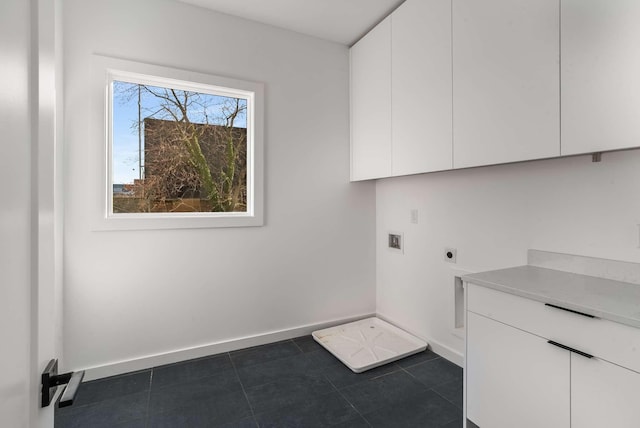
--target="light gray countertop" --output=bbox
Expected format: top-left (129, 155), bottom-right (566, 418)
top-left (462, 265), bottom-right (640, 329)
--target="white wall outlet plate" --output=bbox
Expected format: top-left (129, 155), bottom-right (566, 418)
top-left (444, 247), bottom-right (457, 263)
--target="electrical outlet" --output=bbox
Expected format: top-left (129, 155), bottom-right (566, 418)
top-left (410, 209), bottom-right (419, 224)
top-left (388, 232), bottom-right (404, 254)
top-left (444, 247), bottom-right (457, 263)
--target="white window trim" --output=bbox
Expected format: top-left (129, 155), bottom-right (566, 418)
top-left (90, 55), bottom-right (264, 230)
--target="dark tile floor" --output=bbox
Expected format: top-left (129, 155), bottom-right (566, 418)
top-left (55, 336), bottom-right (463, 427)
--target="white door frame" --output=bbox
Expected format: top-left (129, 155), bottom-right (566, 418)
top-left (34, 0), bottom-right (64, 426)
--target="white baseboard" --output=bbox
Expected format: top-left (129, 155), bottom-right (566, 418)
top-left (376, 313), bottom-right (464, 367)
top-left (428, 339), bottom-right (464, 367)
top-left (81, 312), bottom-right (375, 381)
top-left (81, 311), bottom-right (464, 381)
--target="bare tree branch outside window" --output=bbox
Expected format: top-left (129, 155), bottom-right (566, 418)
top-left (111, 81), bottom-right (248, 213)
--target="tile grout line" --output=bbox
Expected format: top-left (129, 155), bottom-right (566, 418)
top-left (306, 346), bottom-right (375, 427)
top-left (399, 361), bottom-right (462, 391)
top-left (331, 361), bottom-right (419, 394)
top-left (387, 365), bottom-right (424, 385)
top-left (290, 338), bottom-right (305, 353)
top-left (331, 361), bottom-right (450, 427)
top-left (365, 364), bottom-right (404, 382)
top-left (430, 384), bottom-right (463, 413)
top-left (228, 340), bottom-right (303, 370)
top-left (398, 365), bottom-right (428, 386)
top-left (330, 377), bottom-right (374, 428)
top-left (55, 372), bottom-right (155, 426)
top-left (59, 348), bottom-right (459, 427)
top-left (399, 363), bottom-right (464, 414)
top-left (144, 370), bottom-right (153, 428)
top-left (229, 351), bottom-right (259, 427)
top-left (400, 354), bottom-right (442, 370)
top-left (330, 362), bottom-right (437, 427)
top-left (398, 355), bottom-right (444, 378)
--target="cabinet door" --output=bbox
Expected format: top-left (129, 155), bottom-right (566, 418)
top-left (571, 354), bottom-right (640, 428)
top-left (561, 0), bottom-right (640, 155)
top-left (453, 0), bottom-right (560, 168)
top-left (392, 0), bottom-right (452, 175)
top-left (466, 311), bottom-right (570, 428)
top-left (350, 16), bottom-right (392, 181)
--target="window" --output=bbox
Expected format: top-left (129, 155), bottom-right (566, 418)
top-left (90, 56), bottom-right (263, 230)
top-left (111, 80), bottom-right (249, 214)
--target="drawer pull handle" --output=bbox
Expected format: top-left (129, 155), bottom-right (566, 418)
top-left (547, 340), bottom-right (594, 359)
top-left (545, 303), bottom-right (596, 319)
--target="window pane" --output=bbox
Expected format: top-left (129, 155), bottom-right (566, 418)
top-left (111, 80), bottom-right (248, 214)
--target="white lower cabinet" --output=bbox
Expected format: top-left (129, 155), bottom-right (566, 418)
top-left (466, 311), bottom-right (570, 428)
top-left (571, 354), bottom-right (640, 428)
top-left (465, 283), bottom-right (640, 428)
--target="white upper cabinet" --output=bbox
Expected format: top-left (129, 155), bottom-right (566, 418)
top-left (453, 0), bottom-right (560, 168)
top-left (351, 0), bottom-right (640, 179)
top-left (392, 0), bottom-right (452, 175)
top-left (561, 0), bottom-right (640, 155)
top-left (350, 16), bottom-right (392, 181)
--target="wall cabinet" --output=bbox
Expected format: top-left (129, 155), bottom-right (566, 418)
top-left (350, 0), bottom-right (451, 180)
top-left (465, 283), bottom-right (640, 428)
top-left (351, 0), bottom-right (640, 180)
top-left (561, 0), bottom-right (640, 155)
top-left (452, 0), bottom-right (560, 168)
top-left (350, 15), bottom-right (392, 180)
top-left (391, 0), bottom-right (452, 175)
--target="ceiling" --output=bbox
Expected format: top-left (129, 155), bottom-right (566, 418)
top-left (177, 0), bottom-right (405, 46)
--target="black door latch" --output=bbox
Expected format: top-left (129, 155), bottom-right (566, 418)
top-left (41, 359), bottom-right (85, 408)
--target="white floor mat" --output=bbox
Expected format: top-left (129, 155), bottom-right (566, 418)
top-left (312, 317), bottom-right (428, 373)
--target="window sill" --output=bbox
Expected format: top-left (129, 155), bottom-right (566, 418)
top-left (92, 212), bottom-right (264, 231)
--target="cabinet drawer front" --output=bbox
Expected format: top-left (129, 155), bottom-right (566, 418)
top-left (467, 283), bottom-right (640, 373)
